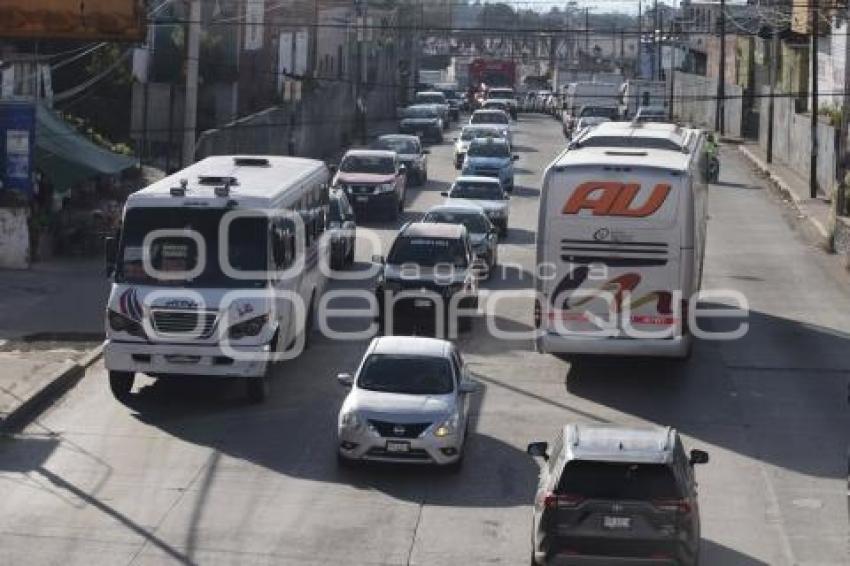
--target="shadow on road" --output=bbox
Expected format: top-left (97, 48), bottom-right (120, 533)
top-left (701, 539), bottom-right (770, 565)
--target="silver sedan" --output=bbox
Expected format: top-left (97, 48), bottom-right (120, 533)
top-left (336, 336), bottom-right (478, 471)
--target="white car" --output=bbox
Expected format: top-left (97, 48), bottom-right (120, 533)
top-left (441, 175), bottom-right (511, 237)
top-left (469, 109), bottom-right (513, 145)
top-left (453, 124), bottom-right (509, 169)
top-left (336, 336), bottom-right (478, 471)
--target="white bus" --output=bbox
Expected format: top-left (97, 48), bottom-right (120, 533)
top-left (535, 123), bottom-right (709, 358)
top-left (104, 156), bottom-right (331, 402)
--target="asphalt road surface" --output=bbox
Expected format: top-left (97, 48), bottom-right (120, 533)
top-left (1, 115), bottom-right (848, 566)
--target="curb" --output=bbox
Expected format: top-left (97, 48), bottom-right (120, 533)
top-left (0, 342), bottom-right (105, 433)
top-left (738, 145), bottom-right (831, 244)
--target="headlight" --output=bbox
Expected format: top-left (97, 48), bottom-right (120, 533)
top-left (108, 310), bottom-right (146, 338)
top-left (228, 314), bottom-right (269, 340)
top-left (376, 183), bottom-right (395, 193)
top-left (340, 410), bottom-right (362, 429)
top-left (434, 413), bottom-right (460, 437)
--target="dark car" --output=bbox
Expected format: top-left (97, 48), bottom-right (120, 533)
top-left (371, 134), bottom-right (430, 186)
top-left (327, 190), bottom-right (356, 270)
top-left (399, 105), bottom-right (444, 142)
top-left (372, 222), bottom-right (480, 335)
top-left (527, 424), bottom-right (709, 566)
top-left (333, 150), bottom-right (407, 221)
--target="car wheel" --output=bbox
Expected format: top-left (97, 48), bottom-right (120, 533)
top-left (445, 453), bottom-right (463, 474)
top-left (109, 371), bottom-right (134, 402)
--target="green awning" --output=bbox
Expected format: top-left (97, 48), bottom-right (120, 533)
top-left (35, 104), bottom-right (137, 192)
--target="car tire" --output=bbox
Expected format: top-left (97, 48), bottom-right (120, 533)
top-left (109, 371), bottom-right (134, 402)
top-left (445, 454), bottom-right (463, 474)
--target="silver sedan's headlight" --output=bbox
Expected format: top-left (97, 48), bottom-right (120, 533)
top-left (340, 410), bottom-right (362, 429)
top-left (434, 413), bottom-right (460, 437)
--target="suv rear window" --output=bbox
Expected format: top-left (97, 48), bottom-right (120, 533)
top-left (557, 461), bottom-right (682, 500)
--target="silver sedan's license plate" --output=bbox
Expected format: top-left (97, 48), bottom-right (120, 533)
top-left (386, 441), bottom-right (410, 453)
top-left (602, 516), bottom-right (631, 530)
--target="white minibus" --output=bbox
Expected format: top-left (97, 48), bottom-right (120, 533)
top-left (535, 123), bottom-right (708, 358)
top-left (104, 156), bottom-right (331, 402)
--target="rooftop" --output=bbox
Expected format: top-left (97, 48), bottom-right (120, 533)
top-left (566, 423), bottom-right (676, 464)
top-left (371, 336), bottom-right (451, 358)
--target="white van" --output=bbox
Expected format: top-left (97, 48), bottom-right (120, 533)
top-left (562, 82), bottom-right (621, 136)
top-left (104, 156), bottom-right (331, 402)
top-left (621, 79), bottom-right (668, 119)
top-left (535, 123), bottom-right (708, 358)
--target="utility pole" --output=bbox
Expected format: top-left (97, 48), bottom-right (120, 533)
top-left (638, 0), bottom-right (642, 78)
top-left (668, 19), bottom-right (675, 119)
top-left (652, 0), bottom-right (658, 81)
top-left (657, 9), bottom-right (664, 81)
top-left (810, 0), bottom-right (819, 198)
top-left (837, 10), bottom-right (850, 216)
top-left (715, 0), bottom-right (726, 134)
top-left (585, 7), bottom-right (589, 56)
top-left (182, 0), bottom-right (201, 167)
top-left (767, 30), bottom-right (778, 163)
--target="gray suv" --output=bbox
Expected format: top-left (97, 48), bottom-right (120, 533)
top-left (527, 424), bottom-right (709, 566)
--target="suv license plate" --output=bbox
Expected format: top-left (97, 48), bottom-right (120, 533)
top-left (386, 441), bottom-right (410, 453)
top-left (602, 516), bottom-right (632, 530)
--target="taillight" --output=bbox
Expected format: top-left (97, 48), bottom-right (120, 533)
top-left (543, 492), bottom-right (585, 509)
top-left (653, 499), bottom-right (692, 514)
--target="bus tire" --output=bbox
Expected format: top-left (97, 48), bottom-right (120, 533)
top-left (109, 371), bottom-right (135, 402)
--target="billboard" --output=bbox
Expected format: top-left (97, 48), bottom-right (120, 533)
top-left (0, 0), bottom-right (145, 42)
top-left (0, 102), bottom-right (36, 197)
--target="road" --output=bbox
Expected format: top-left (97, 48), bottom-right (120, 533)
top-left (1, 114), bottom-right (848, 566)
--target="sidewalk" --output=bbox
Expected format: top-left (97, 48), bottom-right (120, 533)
top-left (0, 257), bottom-right (108, 430)
top-left (738, 142), bottom-right (833, 245)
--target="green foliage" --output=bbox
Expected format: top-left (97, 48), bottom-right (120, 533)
top-left (59, 112), bottom-right (134, 156)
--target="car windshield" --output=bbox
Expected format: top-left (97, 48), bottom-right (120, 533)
top-left (416, 94), bottom-right (445, 104)
top-left (423, 211), bottom-right (489, 234)
top-left (405, 107), bottom-right (438, 119)
top-left (581, 107), bottom-right (618, 118)
top-left (358, 354), bottom-right (454, 395)
top-left (451, 182), bottom-right (503, 200)
top-left (340, 154), bottom-right (395, 174)
top-left (374, 138), bottom-right (418, 154)
top-left (467, 141), bottom-right (510, 158)
top-left (117, 208), bottom-right (268, 288)
top-left (557, 461), bottom-right (683, 500)
top-left (388, 236), bottom-right (468, 267)
top-left (471, 112), bottom-right (508, 125)
top-left (461, 128), bottom-right (501, 141)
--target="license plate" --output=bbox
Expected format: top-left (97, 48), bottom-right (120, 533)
top-left (602, 516), bottom-right (632, 530)
top-left (386, 441), bottom-right (410, 453)
top-left (165, 355), bottom-right (201, 364)
top-left (413, 298), bottom-right (431, 308)
top-left (356, 196), bottom-right (369, 203)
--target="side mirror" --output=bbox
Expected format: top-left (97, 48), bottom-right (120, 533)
top-left (104, 236), bottom-right (117, 277)
top-left (527, 441), bottom-right (549, 461)
top-left (512, 155), bottom-right (520, 161)
top-left (371, 254), bottom-right (385, 264)
top-left (689, 449), bottom-right (709, 465)
top-left (327, 164), bottom-right (338, 175)
top-left (337, 372), bottom-right (354, 387)
top-left (440, 191), bottom-right (449, 197)
top-left (459, 380), bottom-right (478, 394)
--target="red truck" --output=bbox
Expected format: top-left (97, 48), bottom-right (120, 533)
top-left (469, 59), bottom-right (516, 89)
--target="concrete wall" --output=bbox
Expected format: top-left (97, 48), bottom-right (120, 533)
top-left (0, 208), bottom-right (30, 270)
top-left (672, 71), bottom-right (742, 138)
top-left (757, 87), bottom-right (838, 198)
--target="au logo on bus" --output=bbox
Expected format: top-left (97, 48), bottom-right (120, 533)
top-left (562, 181), bottom-right (671, 218)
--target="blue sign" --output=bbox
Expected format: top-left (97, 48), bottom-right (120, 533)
top-left (0, 102), bottom-right (36, 196)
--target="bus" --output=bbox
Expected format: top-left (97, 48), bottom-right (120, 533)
top-left (535, 122), bottom-right (709, 358)
top-left (103, 155), bottom-right (331, 402)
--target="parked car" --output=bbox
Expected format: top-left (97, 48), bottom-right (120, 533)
top-left (634, 105), bottom-right (670, 123)
top-left (399, 104), bottom-right (444, 142)
top-left (460, 136), bottom-right (519, 193)
top-left (414, 91), bottom-right (451, 124)
top-left (327, 189), bottom-right (357, 270)
top-left (333, 149), bottom-right (407, 220)
top-left (336, 336), bottom-right (478, 470)
top-left (453, 124), bottom-right (509, 170)
top-left (422, 203), bottom-right (499, 278)
top-left (527, 423), bottom-right (709, 566)
top-left (372, 134), bottom-right (430, 186)
top-left (441, 175), bottom-right (511, 237)
top-left (372, 222), bottom-right (480, 333)
top-left (469, 109), bottom-right (513, 144)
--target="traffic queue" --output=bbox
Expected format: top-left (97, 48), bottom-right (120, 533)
top-left (102, 87), bottom-right (713, 566)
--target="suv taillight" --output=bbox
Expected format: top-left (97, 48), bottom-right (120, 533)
top-left (653, 499), bottom-right (692, 514)
top-left (543, 492), bottom-right (585, 509)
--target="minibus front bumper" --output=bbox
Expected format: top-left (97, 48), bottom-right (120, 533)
top-left (537, 333), bottom-right (691, 359)
top-left (105, 340), bottom-right (273, 378)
